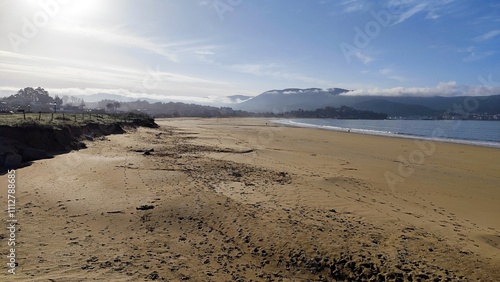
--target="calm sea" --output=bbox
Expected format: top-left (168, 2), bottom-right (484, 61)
top-left (274, 119), bottom-right (500, 148)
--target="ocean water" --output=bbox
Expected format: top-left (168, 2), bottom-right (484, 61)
top-left (274, 119), bottom-right (500, 148)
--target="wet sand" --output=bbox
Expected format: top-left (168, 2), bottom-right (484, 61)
top-left (1, 117), bottom-right (499, 281)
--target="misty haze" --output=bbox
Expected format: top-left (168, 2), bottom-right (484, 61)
top-left (1, 0), bottom-right (499, 281)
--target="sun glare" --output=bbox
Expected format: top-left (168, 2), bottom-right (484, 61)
top-left (11, 0), bottom-right (107, 24)
top-left (61, 0), bottom-right (104, 20)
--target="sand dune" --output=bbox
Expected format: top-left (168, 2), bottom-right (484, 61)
top-left (1, 118), bottom-right (499, 281)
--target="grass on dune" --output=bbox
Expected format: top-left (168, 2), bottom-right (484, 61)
top-left (0, 112), bottom-right (153, 128)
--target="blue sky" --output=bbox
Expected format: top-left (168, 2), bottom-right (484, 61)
top-left (0, 0), bottom-right (499, 103)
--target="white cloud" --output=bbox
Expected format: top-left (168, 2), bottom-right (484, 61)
top-left (195, 50), bottom-right (215, 55)
top-left (474, 29), bottom-right (500, 41)
top-left (0, 50), bottom-right (56, 62)
top-left (341, 81), bottom-right (500, 97)
top-left (344, 3), bottom-right (364, 13)
top-left (463, 51), bottom-right (495, 62)
top-left (0, 86), bottom-right (21, 97)
top-left (389, 0), bottom-right (457, 25)
top-left (46, 87), bottom-right (228, 104)
top-left (393, 3), bottom-right (427, 25)
top-left (49, 25), bottom-right (205, 62)
top-left (425, 10), bottom-right (440, 20)
top-left (0, 49), bottom-right (234, 98)
top-left (229, 63), bottom-right (334, 86)
top-left (230, 63), bottom-right (278, 75)
top-left (337, 0), bottom-right (367, 13)
top-left (0, 85), bottom-right (247, 105)
top-left (378, 67), bottom-right (407, 82)
top-left (379, 68), bottom-right (392, 75)
top-left (457, 46), bottom-right (495, 62)
top-left (353, 51), bottom-right (373, 64)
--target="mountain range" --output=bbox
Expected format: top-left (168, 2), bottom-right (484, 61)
top-left (17, 88), bottom-right (498, 118)
top-left (233, 88), bottom-right (500, 117)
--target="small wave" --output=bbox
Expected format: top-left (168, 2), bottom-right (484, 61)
top-left (273, 119), bottom-right (500, 149)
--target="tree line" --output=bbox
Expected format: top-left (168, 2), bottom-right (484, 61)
top-left (1, 87), bottom-right (387, 120)
top-left (0, 87), bottom-right (85, 113)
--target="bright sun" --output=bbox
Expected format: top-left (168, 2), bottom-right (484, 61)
top-left (59, 0), bottom-right (105, 21)
top-left (13, 0), bottom-right (106, 22)
top-left (65, 0), bottom-right (105, 18)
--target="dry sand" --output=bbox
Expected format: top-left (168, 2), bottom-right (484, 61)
top-left (1, 117), bottom-right (499, 281)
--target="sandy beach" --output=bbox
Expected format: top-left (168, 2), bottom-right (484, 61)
top-left (1, 117), bottom-right (499, 281)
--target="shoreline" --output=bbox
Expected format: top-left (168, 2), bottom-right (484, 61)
top-left (159, 118), bottom-right (500, 265)
top-left (1, 117), bottom-right (498, 280)
top-left (272, 118), bottom-right (500, 149)
top-left (167, 118), bottom-right (500, 259)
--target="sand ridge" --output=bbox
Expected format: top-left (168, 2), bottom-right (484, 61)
top-left (0, 118), bottom-right (499, 281)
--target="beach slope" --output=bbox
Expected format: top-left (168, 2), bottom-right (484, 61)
top-left (1, 118), bottom-right (499, 281)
